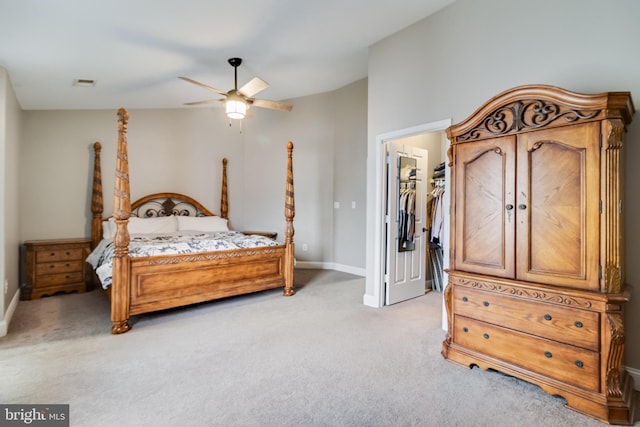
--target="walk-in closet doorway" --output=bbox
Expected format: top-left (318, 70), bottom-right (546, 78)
top-left (366, 119), bottom-right (451, 330)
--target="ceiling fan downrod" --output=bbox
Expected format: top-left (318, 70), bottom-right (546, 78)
top-left (228, 57), bottom-right (242, 91)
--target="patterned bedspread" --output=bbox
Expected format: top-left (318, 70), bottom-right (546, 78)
top-left (86, 231), bottom-right (280, 289)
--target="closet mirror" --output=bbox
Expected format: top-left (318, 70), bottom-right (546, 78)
top-left (398, 156), bottom-right (417, 252)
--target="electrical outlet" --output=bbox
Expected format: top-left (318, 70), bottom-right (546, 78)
top-left (302, 243), bottom-right (308, 251)
top-left (4, 279), bottom-right (8, 295)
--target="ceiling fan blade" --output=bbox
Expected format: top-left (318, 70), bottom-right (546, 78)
top-left (178, 77), bottom-right (226, 96)
top-left (183, 99), bottom-right (224, 106)
top-left (239, 77), bottom-right (269, 98)
top-left (251, 98), bottom-right (293, 112)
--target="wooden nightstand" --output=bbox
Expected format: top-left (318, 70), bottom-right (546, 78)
top-left (21, 238), bottom-right (92, 300)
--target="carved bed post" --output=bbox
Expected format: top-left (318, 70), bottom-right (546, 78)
top-left (284, 141), bottom-right (295, 296)
top-left (91, 142), bottom-right (103, 250)
top-left (221, 158), bottom-right (229, 220)
top-left (111, 108), bottom-right (132, 334)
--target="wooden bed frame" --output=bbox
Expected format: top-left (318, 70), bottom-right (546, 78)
top-left (90, 108), bottom-right (295, 334)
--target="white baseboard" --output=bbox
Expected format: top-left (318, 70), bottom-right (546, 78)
top-left (295, 261), bottom-right (365, 277)
top-left (295, 260), bottom-right (329, 270)
top-left (626, 366), bottom-right (640, 391)
top-left (363, 293), bottom-right (381, 308)
top-left (0, 289), bottom-right (20, 337)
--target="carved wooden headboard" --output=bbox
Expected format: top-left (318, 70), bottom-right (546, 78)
top-left (130, 193), bottom-right (216, 218)
top-left (90, 141), bottom-right (229, 249)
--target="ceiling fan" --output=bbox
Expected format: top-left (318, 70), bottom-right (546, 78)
top-left (179, 58), bottom-right (293, 120)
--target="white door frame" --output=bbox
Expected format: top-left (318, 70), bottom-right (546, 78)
top-left (365, 119), bottom-right (451, 309)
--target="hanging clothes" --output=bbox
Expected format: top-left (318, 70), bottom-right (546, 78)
top-left (430, 184), bottom-right (445, 245)
top-left (398, 185), bottom-right (416, 251)
top-left (427, 170), bottom-right (445, 291)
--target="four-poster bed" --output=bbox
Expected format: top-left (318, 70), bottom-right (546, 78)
top-left (89, 108), bottom-right (295, 334)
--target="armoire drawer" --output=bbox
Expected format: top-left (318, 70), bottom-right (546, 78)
top-left (454, 315), bottom-right (599, 391)
top-left (453, 285), bottom-right (599, 351)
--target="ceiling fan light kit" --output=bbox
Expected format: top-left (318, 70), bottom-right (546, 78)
top-left (180, 57), bottom-right (292, 121)
top-left (225, 91), bottom-right (246, 120)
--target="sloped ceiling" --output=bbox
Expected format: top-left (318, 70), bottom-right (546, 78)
top-left (0, 0), bottom-right (454, 110)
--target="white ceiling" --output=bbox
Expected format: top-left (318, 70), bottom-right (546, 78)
top-left (0, 0), bottom-right (454, 111)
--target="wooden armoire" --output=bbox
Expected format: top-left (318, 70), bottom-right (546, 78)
top-left (441, 85), bottom-right (635, 425)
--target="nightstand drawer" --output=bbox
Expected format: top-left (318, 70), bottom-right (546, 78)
top-left (35, 272), bottom-right (84, 287)
top-left (35, 260), bottom-right (85, 276)
top-left (36, 248), bottom-right (84, 262)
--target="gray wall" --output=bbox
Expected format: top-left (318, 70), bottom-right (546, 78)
top-left (19, 108), bottom-right (243, 240)
top-left (242, 78), bottom-right (367, 270)
top-left (0, 67), bottom-right (22, 334)
top-left (331, 79), bottom-right (367, 270)
top-left (365, 0), bottom-right (640, 371)
top-left (15, 78), bottom-right (367, 269)
top-left (242, 90), bottom-right (336, 263)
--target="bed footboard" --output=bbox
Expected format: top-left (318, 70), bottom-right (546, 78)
top-left (128, 246), bottom-right (287, 315)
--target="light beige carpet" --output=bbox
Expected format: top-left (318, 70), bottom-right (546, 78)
top-left (1, 269), bottom-right (638, 426)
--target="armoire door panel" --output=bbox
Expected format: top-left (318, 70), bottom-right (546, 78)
top-left (516, 123), bottom-right (600, 290)
top-left (454, 137), bottom-right (515, 278)
top-left (529, 142), bottom-right (583, 275)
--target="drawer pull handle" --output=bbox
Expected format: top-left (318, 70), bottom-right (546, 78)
top-left (66, 251), bottom-right (71, 255)
top-left (49, 252), bottom-right (55, 256)
top-left (518, 204), bottom-right (527, 210)
top-left (544, 314), bottom-right (552, 321)
top-left (483, 301), bottom-right (489, 307)
top-left (462, 296), bottom-right (468, 302)
top-left (575, 360), bottom-right (584, 368)
top-left (49, 265), bottom-right (55, 269)
top-left (544, 351), bottom-right (552, 358)
top-left (483, 333), bottom-right (490, 339)
top-left (574, 321), bottom-right (583, 328)
top-left (463, 327), bottom-right (469, 333)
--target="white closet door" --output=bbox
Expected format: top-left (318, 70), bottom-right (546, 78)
top-left (385, 142), bottom-right (428, 305)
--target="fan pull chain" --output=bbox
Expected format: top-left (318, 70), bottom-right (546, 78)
top-left (228, 118), bottom-right (243, 134)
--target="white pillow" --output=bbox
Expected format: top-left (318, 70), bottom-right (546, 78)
top-left (102, 217), bottom-right (116, 239)
top-left (128, 216), bottom-right (177, 235)
top-left (177, 216), bottom-right (229, 232)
